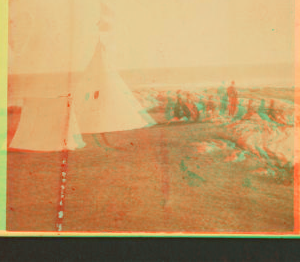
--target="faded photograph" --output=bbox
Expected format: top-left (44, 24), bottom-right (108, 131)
top-left (6, 0), bottom-right (297, 233)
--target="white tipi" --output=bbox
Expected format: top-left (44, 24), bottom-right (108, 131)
top-left (73, 2), bottom-right (156, 134)
top-left (73, 41), bottom-right (156, 134)
top-left (9, 97), bottom-right (86, 152)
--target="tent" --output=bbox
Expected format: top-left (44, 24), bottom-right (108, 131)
top-left (73, 40), bottom-right (156, 134)
top-left (9, 97), bottom-right (86, 152)
top-left (71, 0), bottom-right (155, 133)
top-left (8, 1), bottom-right (155, 152)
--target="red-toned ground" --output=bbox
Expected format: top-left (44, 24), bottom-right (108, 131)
top-left (6, 109), bottom-right (294, 232)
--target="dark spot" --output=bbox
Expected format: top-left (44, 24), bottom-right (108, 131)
top-left (94, 91), bottom-right (99, 99)
top-left (72, 187), bottom-right (75, 191)
top-left (130, 142), bottom-right (134, 146)
top-left (9, 207), bottom-right (14, 211)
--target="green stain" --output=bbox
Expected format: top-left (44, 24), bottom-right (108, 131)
top-left (180, 160), bottom-right (188, 172)
top-left (92, 134), bottom-right (114, 152)
top-left (219, 139), bottom-right (236, 149)
top-left (185, 170), bottom-right (206, 187)
top-left (234, 151), bottom-right (246, 162)
top-left (267, 168), bottom-right (276, 177)
top-left (242, 177), bottom-right (257, 191)
top-left (180, 160), bottom-right (206, 187)
top-left (73, 134), bottom-right (86, 148)
top-left (242, 177), bottom-right (252, 188)
top-left (187, 170), bottom-right (205, 181)
top-left (255, 146), bottom-right (269, 159)
top-left (185, 156), bottom-right (191, 160)
top-left (85, 92), bottom-right (90, 101)
top-left (160, 199), bottom-right (166, 207)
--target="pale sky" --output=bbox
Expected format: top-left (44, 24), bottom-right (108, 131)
top-left (8, 0), bottom-right (295, 73)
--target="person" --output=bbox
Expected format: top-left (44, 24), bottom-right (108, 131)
top-left (258, 99), bottom-right (274, 123)
top-left (185, 93), bottom-right (199, 121)
top-left (165, 96), bottom-right (176, 121)
top-left (227, 81), bottom-right (238, 116)
top-left (174, 91), bottom-right (184, 119)
top-left (206, 95), bottom-right (215, 118)
top-left (217, 86), bottom-right (228, 116)
top-left (195, 95), bottom-right (206, 121)
top-left (173, 90), bottom-right (192, 121)
top-left (242, 99), bottom-right (255, 120)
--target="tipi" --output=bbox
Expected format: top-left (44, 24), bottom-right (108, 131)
top-left (73, 2), bottom-right (155, 134)
top-left (73, 40), bottom-right (156, 134)
top-left (9, 97), bottom-right (86, 152)
top-left (8, 1), bottom-right (155, 152)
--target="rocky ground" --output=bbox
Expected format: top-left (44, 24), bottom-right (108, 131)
top-left (6, 87), bottom-right (296, 232)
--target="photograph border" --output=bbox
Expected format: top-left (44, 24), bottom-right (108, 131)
top-left (0, 0), bottom-right (299, 237)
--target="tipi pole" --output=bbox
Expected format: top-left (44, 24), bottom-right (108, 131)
top-left (55, 0), bottom-right (74, 232)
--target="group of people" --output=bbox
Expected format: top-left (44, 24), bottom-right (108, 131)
top-left (163, 81), bottom-right (290, 126)
top-left (166, 81), bottom-right (239, 122)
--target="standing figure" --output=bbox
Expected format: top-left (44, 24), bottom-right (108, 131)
top-left (185, 93), bottom-right (199, 121)
top-left (218, 86), bottom-right (228, 116)
top-left (195, 95), bottom-right (206, 121)
top-left (165, 96), bottom-right (176, 121)
top-left (174, 92), bottom-right (184, 119)
top-left (227, 81), bottom-right (238, 116)
top-left (206, 95), bottom-right (216, 118)
top-left (243, 99), bottom-right (255, 120)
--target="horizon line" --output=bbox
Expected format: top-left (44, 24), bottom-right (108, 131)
top-left (7, 62), bottom-right (295, 76)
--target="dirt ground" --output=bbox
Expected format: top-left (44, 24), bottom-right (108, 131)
top-left (6, 111), bottom-right (294, 232)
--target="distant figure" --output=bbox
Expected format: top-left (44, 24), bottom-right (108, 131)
top-left (165, 96), bottom-right (176, 121)
top-left (206, 95), bottom-right (216, 118)
top-left (174, 91), bottom-right (191, 121)
top-left (267, 99), bottom-right (276, 121)
top-left (218, 86), bottom-right (228, 116)
top-left (185, 93), bottom-right (199, 121)
top-left (174, 93), bottom-right (184, 119)
top-left (227, 81), bottom-right (238, 116)
top-left (232, 99), bottom-right (247, 122)
top-left (243, 99), bottom-right (256, 120)
top-left (258, 99), bottom-right (273, 123)
top-left (195, 96), bottom-right (206, 121)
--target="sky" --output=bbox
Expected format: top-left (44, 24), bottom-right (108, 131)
top-left (8, 0), bottom-right (295, 73)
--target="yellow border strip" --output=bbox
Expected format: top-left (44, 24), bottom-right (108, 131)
top-left (0, 0), bottom-right (8, 232)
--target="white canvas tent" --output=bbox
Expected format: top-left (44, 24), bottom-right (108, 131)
top-left (71, 0), bottom-right (155, 134)
top-left (9, 97), bottom-right (86, 151)
top-left (8, 1), bottom-right (155, 152)
top-left (73, 40), bottom-right (156, 134)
